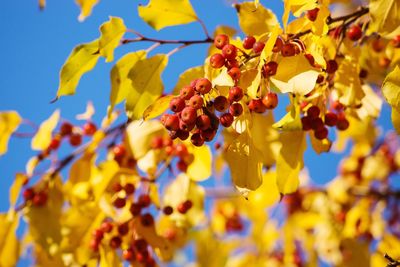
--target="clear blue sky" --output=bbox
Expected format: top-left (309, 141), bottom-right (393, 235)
top-left (0, 0), bottom-right (394, 265)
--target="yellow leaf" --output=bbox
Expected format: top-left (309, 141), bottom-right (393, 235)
top-left (212, 68), bottom-right (235, 88)
top-left (26, 156), bottom-right (39, 177)
top-left (138, 0), bottom-right (198, 31)
top-left (142, 95), bottom-right (175, 121)
top-left (31, 110), bottom-right (60, 151)
top-left (356, 84), bottom-right (382, 120)
top-left (260, 25), bottom-right (282, 63)
top-left (109, 50), bottom-right (147, 115)
top-left (310, 4), bottom-right (330, 36)
top-left (137, 149), bottom-right (158, 175)
top-left (225, 131), bottom-right (263, 191)
top-left (39, 0), bottom-right (45, 9)
top-left (276, 131), bottom-right (306, 194)
top-left (187, 145), bottom-right (212, 181)
top-left (282, 0), bottom-right (317, 29)
top-left (56, 40), bottom-right (100, 99)
top-left (172, 66), bottom-right (204, 95)
top-left (76, 0), bottom-right (99, 22)
top-left (369, 0), bottom-right (400, 36)
top-left (273, 99), bottom-right (302, 131)
top-left (247, 171), bottom-right (280, 208)
top-left (91, 160), bottom-right (120, 201)
top-left (309, 133), bottom-right (331, 154)
top-left (0, 212), bottom-right (20, 267)
top-left (235, 2), bottom-right (279, 36)
top-left (125, 54), bottom-right (168, 120)
top-left (10, 173), bottom-right (26, 207)
top-left (99, 246), bottom-right (122, 267)
top-left (99, 17), bottom-right (126, 62)
top-left (270, 54), bottom-right (319, 95)
top-left (382, 65), bottom-right (400, 112)
top-left (392, 108), bottom-right (400, 135)
top-left (0, 111), bottom-right (21, 156)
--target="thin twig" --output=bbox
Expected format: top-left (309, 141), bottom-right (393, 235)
top-left (196, 17), bottom-right (211, 39)
top-left (385, 253), bottom-right (400, 267)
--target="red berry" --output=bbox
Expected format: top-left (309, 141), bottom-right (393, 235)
top-left (391, 35), bottom-right (400, 48)
top-left (248, 99), bottom-right (266, 113)
top-left (306, 8), bottom-right (319, 21)
top-left (191, 133), bottom-right (204, 147)
top-left (177, 200), bottom-right (193, 214)
top-left (272, 37), bottom-right (284, 53)
top-left (326, 60), bottom-right (338, 74)
top-left (281, 43), bottom-right (296, 57)
top-left (23, 188), bottom-right (35, 201)
top-left (134, 239), bottom-right (148, 252)
top-left (310, 117), bottom-right (324, 130)
top-left (229, 103), bottom-right (243, 116)
top-left (228, 67), bottom-right (241, 81)
top-left (122, 248), bottom-right (135, 261)
top-left (169, 97), bottom-right (185, 113)
top-left (140, 213), bottom-right (154, 227)
top-left (196, 114), bottom-right (211, 130)
top-left (117, 223), bottom-right (129, 236)
top-left (200, 129), bottom-right (216, 142)
top-left (243, 36), bottom-right (256, 49)
top-left (162, 114), bottom-right (180, 131)
top-left (371, 38), bottom-right (385, 52)
top-left (83, 122), bottom-right (97, 136)
top-left (307, 106), bottom-right (320, 119)
top-left (331, 100), bottom-right (343, 111)
top-left (151, 136), bottom-right (164, 149)
top-left (113, 197), bottom-right (126, 208)
top-left (179, 119), bottom-right (195, 132)
top-left (163, 136), bottom-right (173, 147)
top-left (324, 112), bottom-right (338, 127)
top-left (109, 236), bottom-right (122, 249)
top-left (316, 74), bottom-right (324, 83)
top-left (112, 182), bottom-right (123, 192)
top-left (214, 96), bottom-right (229, 112)
top-left (92, 229), bottom-right (104, 241)
top-left (60, 122), bottom-right (73, 136)
top-left (220, 113), bottom-right (234, 127)
top-left (222, 44), bottom-right (237, 60)
top-left (262, 93), bottom-right (278, 109)
top-left (176, 160), bottom-right (188, 172)
top-left (253, 41), bottom-right (265, 54)
top-left (214, 34), bottom-right (229, 49)
top-left (32, 191), bottom-right (47, 206)
top-left (180, 107), bottom-right (197, 124)
top-left (314, 127), bottom-right (329, 140)
top-left (189, 95), bottom-right (203, 110)
top-left (124, 183), bottom-right (135, 195)
top-left (175, 143), bottom-right (189, 158)
top-left (228, 86), bottom-right (244, 102)
top-left (379, 57), bottom-right (391, 68)
top-left (89, 239), bottom-right (100, 251)
top-left (113, 144), bottom-right (126, 158)
top-left (163, 206), bottom-right (173, 215)
top-left (69, 133), bottom-right (82, 147)
top-left (225, 59), bottom-right (239, 70)
top-left (336, 115), bottom-right (349, 131)
top-left (180, 85), bottom-right (195, 100)
top-left (195, 78), bottom-right (212, 95)
top-left (359, 69), bottom-right (368, 79)
top-left (138, 194), bottom-right (151, 208)
top-left (262, 61), bottom-right (278, 77)
top-left (100, 221), bottom-right (113, 233)
top-left (48, 136), bottom-right (61, 150)
top-left (130, 203), bottom-right (142, 216)
top-left (210, 53), bottom-right (225, 68)
top-left (301, 116), bottom-right (312, 131)
top-left (177, 130), bottom-right (189, 141)
top-left (347, 25), bottom-right (362, 41)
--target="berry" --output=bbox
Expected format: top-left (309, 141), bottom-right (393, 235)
top-left (180, 85), bottom-right (195, 100)
top-left (391, 35), bottom-right (400, 48)
top-left (262, 61), bottom-right (278, 77)
top-left (92, 229), bottom-right (104, 241)
top-left (189, 95), bottom-right (203, 110)
top-left (122, 248), bottom-right (135, 261)
top-left (214, 34), bottom-right (229, 49)
top-left (175, 143), bottom-right (188, 158)
top-left (310, 117), bottom-right (324, 130)
top-left (301, 116), bottom-right (312, 131)
top-left (306, 8), bottom-right (319, 21)
top-left (23, 188), bottom-right (35, 201)
top-left (176, 160), bottom-right (187, 172)
top-left (69, 133), bottom-right (82, 147)
top-left (138, 194), bottom-right (151, 208)
top-left (177, 200), bottom-right (193, 214)
top-left (316, 74), bottom-right (324, 83)
top-left (210, 53), bottom-right (225, 68)
top-left (281, 43), bottom-right (296, 57)
top-left (336, 115), bottom-right (349, 131)
top-left (117, 223), bottom-right (129, 236)
top-left (151, 136), bottom-right (163, 149)
top-left (100, 221), bottom-right (113, 233)
top-left (163, 136), bottom-right (173, 147)
top-left (179, 119), bottom-right (195, 132)
top-left (228, 86), bottom-right (244, 102)
top-left (331, 101), bottom-right (343, 111)
top-left (225, 59), bottom-right (239, 70)
top-left (112, 182), bottom-right (123, 192)
top-left (83, 122), bottom-right (97, 136)
top-left (200, 129), bottom-right (216, 142)
top-left (89, 239), bottom-right (100, 251)
top-left (191, 133), bottom-right (204, 147)
top-left (130, 203), bottom-right (142, 216)
top-left (307, 106), bottom-right (320, 119)
top-left (214, 96), bottom-right (229, 112)
top-left (248, 99), bottom-right (266, 113)
top-left (243, 36), bottom-right (256, 49)
top-left (196, 114), bottom-right (211, 130)
top-left (162, 114), bottom-right (180, 131)
top-left (228, 67), bottom-right (241, 81)
top-left (109, 236), bottom-right (122, 249)
top-left (180, 107), bottom-right (197, 124)
top-left (48, 136), bottom-right (61, 150)
top-left (253, 41), bottom-right (265, 54)
top-left (272, 37), bottom-right (284, 53)
top-left (113, 144), bottom-right (126, 159)
top-left (229, 103), bottom-right (243, 117)
top-left (124, 183), bottom-right (135, 195)
top-left (379, 57), bottom-right (391, 68)
top-left (222, 44), bottom-right (237, 60)
top-left (324, 112), bottom-right (338, 127)
top-left (113, 197), bottom-right (126, 208)
top-left (140, 213), bottom-right (154, 227)
top-left (60, 122), bottom-right (73, 136)
top-left (359, 69), bottom-right (368, 79)
top-left (32, 191), bottom-right (47, 206)
top-left (134, 239), bottom-right (148, 252)
top-left (347, 25), bottom-right (362, 41)
top-left (177, 130), bottom-right (190, 140)
top-left (371, 38), bottom-right (385, 52)
top-left (169, 97), bottom-right (185, 113)
top-left (326, 60), bottom-right (338, 74)
top-left (195, 78), bottom-right (212, 95)
top-left (262, 92), bottom-right (278, 109)
top-left (162, 206), bottom-right (173, 215)
top-left (220, 113), bottom-right (234, 127)
top-left (314, 127), bottom-right (328, 140)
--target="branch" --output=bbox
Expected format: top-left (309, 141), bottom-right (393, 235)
top-left (121, 34), bottom-right (213, 46)
top-left (385, 253), bottom-right (400, 267)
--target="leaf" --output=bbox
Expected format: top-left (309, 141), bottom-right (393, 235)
top-left (76, 0), bottom-right (99, 22)
top-left (235, 2), bottom-right (279, 36)
top-left (109, 50), bottom-right (147, 115)
top-left (76, 101), bottom-right (95, 120)
top-left (172, 66), bottom-right (204, 95)
top-left (225, 132), bottom-right (263, 191)
top-left (0, 212), bottom-right (20, 267)
top-left (369, 0), bottom-right (400, 36)
top-left (392, 108), bottom-right (400, 135)
top-left (142, 95), bottom-right (175, 121)
top-left (382, 65), bottom-right (400, 113)
top-left (273, 99), bottom-right (302, 131)
top-left (187, 145), bottom-right (212, 181)
top-left (276, 131), bottom-right (306, 194)
top-left (98, 17), bottom-right (126, 62)
top-left (310, 133), bottom-right (331, 154)
top-left (138, 0), bottom-right (198, 31)
top-left (247, 171), bottom-right (280, 208)
top-left (212, 68), bottom-right (235, 88)
top-left (282, 0), bottom-right (317, 29)
top-left (125, 54), bottom-right (168, 120)
top-left (10, 174), bottom-right (27, 207)
top-left (99, 246), bottom-right (122, 267)
top-left (270, 54), bottom-right (319, 95)
top-left (0, 111), bottom-right (21, 156)
top-left (31, 110), bottom-right (60, 150)
top-left (55, 40), bottom-right (100, 99)
top-left (39, 0), bottom-right (45, 10)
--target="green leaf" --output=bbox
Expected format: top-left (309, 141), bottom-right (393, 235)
top-left (125, 54), bottom-right (168, 120)
top-left (55, 40), bottom-right (100, 99)
top-left (276, 131), bottom-right (306, 194)
top-left (382, 65), bottom-right (400, 113)
top-left (138, 0), bottom-right (198, 31)
top-left (142, 94), bottom-right (175, 121)
top-left (369, 0), bottom-right (400, 36)
top-left (0, 111), bottom-right (21, 156)
top-left (109, 51), bottom-right (147, 115)
top-left (235, 2), bottom-right (279, 36)
top-left (99, 17), bottom-right (126, 62)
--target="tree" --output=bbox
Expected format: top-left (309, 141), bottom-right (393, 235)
top-left (1, 0), bottom-right (400, 266)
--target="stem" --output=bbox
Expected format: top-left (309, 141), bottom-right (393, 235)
top-left (122, 33), bottom-right (213, 46)
top-left (385, 253), bottom-right (400, 267)
top-left (166, 44), bottom-right (188, 57)
top-left (196, 17), bottom-right (211, 39)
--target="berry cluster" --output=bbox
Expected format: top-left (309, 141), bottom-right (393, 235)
top-left (22, 187), bottom-right (48, 207)
top-left (111, 143), bottom-right (136, 168)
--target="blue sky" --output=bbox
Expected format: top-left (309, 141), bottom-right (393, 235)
top-left (0, 0), bottom-right (394, 265)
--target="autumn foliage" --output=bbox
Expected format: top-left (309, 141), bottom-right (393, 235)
top-left (1, 0), bottom-right (400, 266)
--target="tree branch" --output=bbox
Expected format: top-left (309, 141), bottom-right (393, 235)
top-left (385, 253), bottom-right (400, 267)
